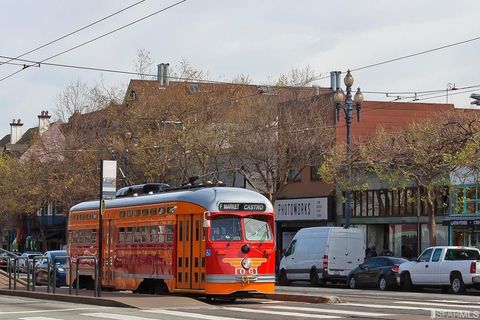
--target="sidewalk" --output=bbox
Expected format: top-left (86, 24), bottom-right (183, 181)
top-left (0, 273), bottom-right (341, 308)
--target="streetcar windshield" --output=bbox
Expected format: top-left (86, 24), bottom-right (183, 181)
top-left (211, 216), bottom-right (242, 241)
top-left (244, 216), bottom-right (272, 241)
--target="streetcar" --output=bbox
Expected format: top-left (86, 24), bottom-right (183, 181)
top-left (67, 184), bottom-right (276, 298)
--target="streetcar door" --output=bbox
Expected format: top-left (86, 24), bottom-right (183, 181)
top-left (176, 214), bottom-right (205, 290)
top-left (104, 219), bottom-right (115, 286)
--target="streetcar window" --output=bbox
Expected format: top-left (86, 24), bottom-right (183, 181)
top-left (158, 207), bottom-right (165, 215)
top-left (167, 206), bottom-right (175, 214)
top-left (150, 226), bottom-right (158, 242)
top-left (72, 230), bottom-right (78, 243)
top-left (120, 211), bottom-right (126, 218)
top-left (142, 209), bottom-right (149, 216)
top-left (119, 228), bottom-right (125, 243)
top-left (78, 230), bottom-right (85, 243)
top-left (135, 209), bottom-right (141, 217)
top-left (244, 216), bottom-right (272, 241)
top-left (210, 216), bottom-right (242, 241)
top-left (134, 227), bottom-right (142, 243)
top-left (141, 226), bottom-right (147, 242)
top-left (125, 227), bottom-right (133, 242)
top-left (166, 225), bottom-right (174, 243)
top-left (91, 229), bottom-right (97, 244)
top-left (92, 213), bottom-right (98, 219)
top-left (127, 210), bottom-right (133, 217)
top-left (68, 231), bottom-right (73, 243)
top-left (150, 208), bottom-right (157, 215)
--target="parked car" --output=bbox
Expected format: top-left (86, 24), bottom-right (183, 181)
top-left (17, 252), bottom-right (43, 272)
top-left (0, 251), bottom-right (18, 270)
top-left (398, 246), bottom-right (480, 294)
top-left (34, 250), bottom-right (67, 287)
top-left (278, 227), bottom-right (365, 286)
top-left (347, 256), bottom-right (408, 290)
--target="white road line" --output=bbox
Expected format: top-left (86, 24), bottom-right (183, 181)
top-left (344, 302), bottom-right (479, 314)
top-left (432, 299), bottom-right (480, 305)
top-left (221, 307), bottom-right (342, 319)
top-left (20, 317), bottom-right (63, 320)
top-left (0, 307), bottom-right (109, 315)
top-left (264, 305), bottom-right (392, 317)
top-left (394, 301), bottom-right (480, 308)
top-left (89, 310), bottom-right (246, 320)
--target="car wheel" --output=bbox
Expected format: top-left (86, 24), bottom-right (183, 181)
top-left (278, 269), bottom-right (290, 286)
top-left (401, 272), bottom-right (413, 291)
top-left (310, 269), bottom-right (320, 286)
top-left (348, 276), bottom-right (357, 289)
top-left (378, 276), bottom-right (388, 291)
top-left (450, 274), bottom-right (465, 294)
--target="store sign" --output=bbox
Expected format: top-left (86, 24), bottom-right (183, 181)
top-left (274, 197), bottom-right (328, 221)
top-left (443, 219), bottom-right (480, 226)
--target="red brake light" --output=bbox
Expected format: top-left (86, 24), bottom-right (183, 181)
top-left (391, 264), bottom-right (399, 273)
top-left (322, 255), bottom-right (328, 270)
top-left (470, 261), bottom-right (477, 274)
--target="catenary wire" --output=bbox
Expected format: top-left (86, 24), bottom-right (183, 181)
top-left (0, 0), bottom-right (147, 69)
top-left (0, 0), bottom-right (187, 83)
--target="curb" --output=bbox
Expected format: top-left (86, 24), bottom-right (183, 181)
top-left (253, 293), bottom-right (343, 304)
top-left (0, 289), bottom-right (131, 308)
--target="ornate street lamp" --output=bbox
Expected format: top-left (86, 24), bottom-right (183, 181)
top-left (333, 70), bottom-right (364, 228)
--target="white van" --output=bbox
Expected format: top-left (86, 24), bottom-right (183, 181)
top-left (278, 227), bottom-right (365, 285)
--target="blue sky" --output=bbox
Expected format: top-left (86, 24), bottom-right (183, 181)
top-left (1, 0), bottom-right (480, 137)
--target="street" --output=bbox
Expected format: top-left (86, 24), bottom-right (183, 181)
top-left (2, 286), bottom-right (480, 320)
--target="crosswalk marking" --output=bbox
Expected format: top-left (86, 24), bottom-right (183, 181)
top-left (263, 305), bottom-right (391, 317)
top-left (221, 307), bottom-right (342, 319)
top-left (0, 307), bottom-right (107, 315)
top-left (394, 301), bottom-right (480, 309)
top-left (88, 311), bottom-right (246, 320)
top-left (82, 314), bottom-right (157, 320)
top-left (344, 302), bottom-right (478, 314)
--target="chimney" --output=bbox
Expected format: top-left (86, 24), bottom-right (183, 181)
top-left (38, 110), bottom-right (51, 135)
top-left (330, 71), bottom-right (336, 90)
top-left (10, 119), bottom-right (23, 144)
top-left (157, 63), bottom-right (170, 87)
top-left (157, 63), bottom-right (164, 85)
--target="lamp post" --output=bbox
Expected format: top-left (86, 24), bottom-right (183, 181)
top-left (333, 70), bottom-right (364, 228)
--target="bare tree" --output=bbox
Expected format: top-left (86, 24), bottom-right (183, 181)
top-left (134, 48), bottom-right (153, 80)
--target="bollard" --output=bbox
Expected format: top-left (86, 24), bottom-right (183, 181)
top-left (75, 256), bottom-right (98, 297)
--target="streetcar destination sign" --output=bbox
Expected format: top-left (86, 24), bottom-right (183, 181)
top-left (219, 203), bottom-right (266, 211)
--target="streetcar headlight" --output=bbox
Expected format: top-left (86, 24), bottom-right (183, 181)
top-left (241, 258), bottom-right (252, 269)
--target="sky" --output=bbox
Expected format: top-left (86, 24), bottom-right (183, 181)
top-left (1, 0), bottom-right (480, 138)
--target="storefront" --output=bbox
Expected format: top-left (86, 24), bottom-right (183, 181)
top-left (274, 196), bottom-right (333, 253)
top-left (443, 218), bottom-right (480, 248)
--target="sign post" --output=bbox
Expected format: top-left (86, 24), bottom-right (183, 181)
top-left (98, 160), bottom-right (116, 297)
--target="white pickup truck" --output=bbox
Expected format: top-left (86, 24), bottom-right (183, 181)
top-left (398, 246), bottom-right (480, 294)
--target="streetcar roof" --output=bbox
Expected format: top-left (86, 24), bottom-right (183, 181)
top-left (69, 187), bottom-right (273, 212)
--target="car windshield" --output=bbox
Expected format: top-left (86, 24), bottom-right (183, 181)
top-left (49, 252), bottom-right (67, 264)
top-left (210, 216), bottom-right (242, 241)
top-left (445, 249), bottom-right (480, 260)
top-left (244, 216), bottom-right (272, 241)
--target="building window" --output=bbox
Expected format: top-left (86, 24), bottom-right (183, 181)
top-left (310, 166), bottom-right (320, 181)
top-left (452, 185), bottom-right (480, 215)
top-left (287, 168), bottom-right (301, 183)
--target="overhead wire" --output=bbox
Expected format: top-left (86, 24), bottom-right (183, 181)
top-left (0, 0), bottom-right (187, 83)
top-left (0, 0), bottom-right (148, 69)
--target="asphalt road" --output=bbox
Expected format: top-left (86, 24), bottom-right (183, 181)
top-left (2, 287), bottom-right (480, 320)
